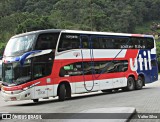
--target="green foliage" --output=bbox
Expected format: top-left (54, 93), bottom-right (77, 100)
top-left (16, 16), bottom-right (55, 33)
top-left (1, 0), bottom-right (160, 58)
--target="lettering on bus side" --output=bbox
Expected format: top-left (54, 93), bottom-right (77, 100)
top-left (130, 51), bottom-right (152, 71)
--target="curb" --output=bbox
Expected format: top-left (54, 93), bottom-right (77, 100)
top-left (65, 107), bottom-right (136, 122)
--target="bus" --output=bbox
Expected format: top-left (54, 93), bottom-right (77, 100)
top-left (1, 29), bottom-right (158, 102)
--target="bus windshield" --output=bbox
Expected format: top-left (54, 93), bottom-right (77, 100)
top-left (3, 59), bottom-right (31, 86)
top-left (4, 34), bottom-right (36, 56)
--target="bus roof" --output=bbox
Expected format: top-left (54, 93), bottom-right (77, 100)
top-left (11, 29), bottom-right (154, 38)
top-left (11, 29), bottom-right (62, 38)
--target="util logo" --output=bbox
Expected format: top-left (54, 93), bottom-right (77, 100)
top-left (130, 51), bottom-right (152, 71)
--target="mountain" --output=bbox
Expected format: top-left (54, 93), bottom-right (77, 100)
top-left (0, 0), bottom-right (160, 54)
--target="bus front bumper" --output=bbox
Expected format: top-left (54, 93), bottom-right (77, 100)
top-left (1, 89), bottom-right (32, 101)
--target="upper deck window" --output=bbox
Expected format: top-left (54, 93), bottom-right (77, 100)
top-left (35, 33), bottom-right (59, 50)
top-left (58, 33), bottom-right (154, 51)
top-left (91, 36), bottom-right (154, 49)
top-left (58, 33), bottom-right (80, 52)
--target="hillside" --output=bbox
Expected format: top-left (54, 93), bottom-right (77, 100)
top-left (0, 0), bottom-right (160, 55)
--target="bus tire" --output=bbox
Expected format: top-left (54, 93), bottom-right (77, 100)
top-left (58, 84), bottom-right (66, 101)
top-left (125, 77), bottom-right (135, 91)
top-left (33, 99), bottom-right (39, 103)
top-left (135, 76), bottom-right (143, 90)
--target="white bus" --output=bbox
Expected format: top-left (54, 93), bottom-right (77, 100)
top-left (1, 29), bottom-right (158, 102)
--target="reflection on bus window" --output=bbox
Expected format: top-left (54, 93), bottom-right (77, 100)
top-left (58, 33), bottom-right (80, 52)
top-left (59, 60), bottom-right (128, 77)
top-left (90, 36), bottom-right (154, 49)
top-left (33, 54), bottom-right (53, 80)
top-left (35, 33), bottom-right (59, 50)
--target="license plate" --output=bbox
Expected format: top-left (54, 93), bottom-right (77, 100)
top-left (11, 97), bottom-right (17, 101)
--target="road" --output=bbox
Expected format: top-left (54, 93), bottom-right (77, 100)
top-left (0, 78), bottom-right (160, 122)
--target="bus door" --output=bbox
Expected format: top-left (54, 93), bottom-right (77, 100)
top-left (77, 35), bottom-right (99, 92)
top-left (33, 33), bottom-right (58, 98)
top-left (32, 52), bottom-right (54, 98)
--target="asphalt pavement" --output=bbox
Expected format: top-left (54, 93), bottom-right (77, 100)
top-left (0, 76), bottom-right (160, 122)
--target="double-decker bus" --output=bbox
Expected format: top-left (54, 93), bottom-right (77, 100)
top-left (1, 29), bottom-right (158, 102)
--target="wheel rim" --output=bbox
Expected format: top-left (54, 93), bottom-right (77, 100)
top-left (137, 79), bottom-right (143, 88)
top-left (128, 80), bottom-right (134, 89)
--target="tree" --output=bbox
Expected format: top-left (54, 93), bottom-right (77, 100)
top-left (16, 16), bottom-right (55, 33)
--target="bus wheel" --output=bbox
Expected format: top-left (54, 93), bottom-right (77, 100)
top-left (135, 76), bottom-right (143, 90)
top-left (58, 84), bottom-right (66, 101)
top-left (33, 99), bottom-right (39, 103)
top-left (125, 77), bottom-right (135, 91)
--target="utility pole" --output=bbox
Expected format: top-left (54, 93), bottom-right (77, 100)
top-left (90, 0), bottom-right (93, 31)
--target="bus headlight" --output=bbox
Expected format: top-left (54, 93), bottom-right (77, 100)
top-left (23, 87), bottom-right (29, 91)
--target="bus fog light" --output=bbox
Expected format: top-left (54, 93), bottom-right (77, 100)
top-left (25, 93), bottom-right (30, 97)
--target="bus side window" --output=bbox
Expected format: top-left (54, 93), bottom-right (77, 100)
top-left (91, 37), bottom-right (105, 49)
top-left (81, 36), bottom-right (89, 49)
top-left (118, 38), bottom-right (128, 49)
top-left (58, 33), bottom-right (80, 52)
top-left (108, 39), bottom-right (115, 49)
top-left (146, 38), bottom-right (154, 49)
top-left (33, 54), bottom-right (53, 79)
top-left (99, 38), bottom-right (106, 49)
top-left (129, 37), bottom-right (154, 49)
top-left (59, 62), bottom-right (83, 77)
top-left (151, 60), bottom-right (157, 67)
top-left (35, 33), bottom-right (59, 50)
top-left (92, 37), bottom-right (100, 49)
